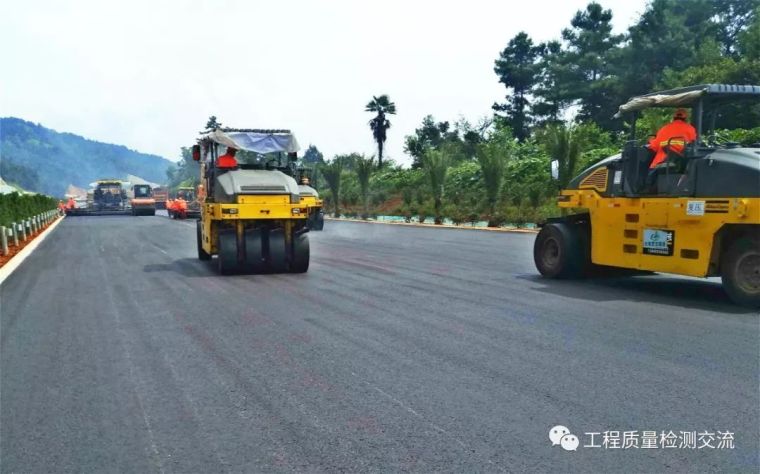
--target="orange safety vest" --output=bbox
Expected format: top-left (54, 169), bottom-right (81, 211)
top-left (217, 153), bottom-right (238, 169)
top-left (648, 120), bottom-right (697, 169)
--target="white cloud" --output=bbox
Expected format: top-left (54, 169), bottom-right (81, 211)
top-left (1, 0), bottom-right (646, 165)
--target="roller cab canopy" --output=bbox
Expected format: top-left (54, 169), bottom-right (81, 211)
top-left (615, 84), bottom-right (760, 117)
top-left (200, 128), bottom-right (300, 154)
top-left (616, 84), bottom-right (760, 141)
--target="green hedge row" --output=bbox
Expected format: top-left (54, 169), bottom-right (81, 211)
top-left (0, 192), bottom-right (58, 227)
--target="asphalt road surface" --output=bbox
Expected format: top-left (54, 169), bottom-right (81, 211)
top-left (2, 216), bottom-right (758, 473)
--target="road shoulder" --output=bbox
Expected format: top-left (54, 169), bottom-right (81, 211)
top-left (0, 216), bottom-right (65, 285)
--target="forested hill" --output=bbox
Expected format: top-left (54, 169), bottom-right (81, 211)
top-left (0, 117), bottom-right (171, 196)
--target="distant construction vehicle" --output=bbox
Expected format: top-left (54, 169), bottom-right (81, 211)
top-left (153, 187), bottom-right (169, 209)
top-left (534, 84), bottom-right (760, 307)
top-left (67, 179), bottom-right (130, 216)
top-left (297, 170), bottom-right (324, 231)
top-left (192, 128), bottom-right (310, 274)
top-left (130, 184), bottom-right (156, 216)
top-left (167, 186), bottom-right (201, 219)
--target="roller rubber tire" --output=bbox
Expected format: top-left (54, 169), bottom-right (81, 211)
top-left (290, 233), bottom-right (310, 273)
top-left (533, 222), bottom-right (588, 279)
top-left (721, 236), bottom-right (760, 308)
top-left (267, 229), bottom-right (288, 273)
top-left (217, 231), bottom-right (238, 275)
top-left (244, 228), bottom-right (266, 273)
top-left (313, 211), bottom-right (324, 231)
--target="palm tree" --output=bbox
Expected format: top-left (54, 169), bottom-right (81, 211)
top-left (320, 160), bottom-right (343, 217)
top-left (540, 124), bottom-right (584, 217)
top-left (366, 95), bottom-right (396, 167)
top-left (476, 135), bottom-right (512, 227)
top-left (540, 124), bottom-right (582, 190)
top-left (354, 155), bottom-right (374, 219)
top-left (422, 148), bottom-right (450, 225)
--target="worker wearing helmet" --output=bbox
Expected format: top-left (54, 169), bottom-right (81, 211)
top-left (66, 197), bottom-right (76, 210)
top-left (217, 147), bottom-right (238, 169)
top-left (648, 108), bottom-right (697, 169)
top-left (58, 200), bottom-right (65, 215)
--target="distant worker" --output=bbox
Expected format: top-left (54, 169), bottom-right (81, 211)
top-left (66, 197), bottom-right (76, 210)
top-left (58, 200), bottom-right (65, 215)
top-left (217, 147), bottom-right (238, 169)
top-left (648, 108), bottom-right (697, 169)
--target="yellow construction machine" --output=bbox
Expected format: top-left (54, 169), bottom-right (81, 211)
top-left (534, 84), bottom-right (760, 307)
top-left (192, 128), bottom-right (310, 274)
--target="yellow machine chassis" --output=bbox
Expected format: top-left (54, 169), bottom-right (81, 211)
top-left (559, 189), bottom-right (760, 277)
top-left (300, 195), bottom-right (323, 216)
top-left (199, 194), bottom-right (307, 256)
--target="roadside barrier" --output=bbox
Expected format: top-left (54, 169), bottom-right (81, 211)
top-left (0, 210), bottom-right (58, 257)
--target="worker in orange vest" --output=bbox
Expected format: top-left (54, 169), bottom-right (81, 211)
top-left (648, 108), bottom-right (697, 169)
top-left (66, 197), bottom-right (76, 210)
top-left (58, 200), bottom-right (66, 215)
top-left (217, 147), bottom-right (238, 169)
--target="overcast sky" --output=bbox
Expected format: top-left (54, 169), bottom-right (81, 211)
top-left (2, 0), bottom-right (648, 166)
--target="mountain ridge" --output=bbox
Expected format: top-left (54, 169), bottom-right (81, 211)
top-left (0, 117), bottom-right (171, 196)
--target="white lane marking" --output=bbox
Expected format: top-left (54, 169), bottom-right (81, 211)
top-left (0, 216), bottom-right (65, 286)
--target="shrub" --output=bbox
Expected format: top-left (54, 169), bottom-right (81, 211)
top-left (0, 192), bottom-right (57, 227)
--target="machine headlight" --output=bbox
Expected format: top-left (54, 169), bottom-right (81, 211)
top-left (290, 194), bottom-right (301, 204)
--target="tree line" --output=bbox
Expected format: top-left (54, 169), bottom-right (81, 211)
top-left (493, 0), bottom-right (759, 139)
top-left (312, 0), bottom-right (759, 227)
top-left (175, 1), bottom-right (759, 227)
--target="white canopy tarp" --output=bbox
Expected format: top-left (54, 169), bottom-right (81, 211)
top-left (203, 130), bottom-right (300, 154)
top-left (615, 89), bottom-right (705, 117)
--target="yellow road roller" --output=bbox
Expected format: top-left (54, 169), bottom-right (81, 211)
top-left (192, 128), bottom-right (310, 275)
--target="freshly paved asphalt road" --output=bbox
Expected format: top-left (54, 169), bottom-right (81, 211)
top-left (1, 215), bottom-right (758, 473)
